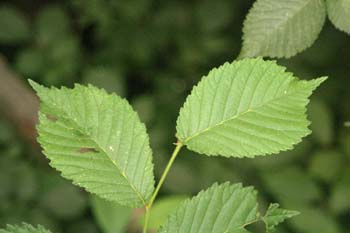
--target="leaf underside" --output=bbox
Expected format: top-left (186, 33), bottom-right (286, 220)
top-left (240, 0), bottom-right (326, 58)
top-left (327, 0), bottom-right (350, 34)
top-left (0, 223), bottom-right (52, 233)
top-left (158, 182), bottom-right (259, 233)
top-left (176, 58), bottom-right (326, 158)
top-left (30, 81), bottom-right (155, 208)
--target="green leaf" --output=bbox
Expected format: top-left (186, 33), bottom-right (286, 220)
top-left (30, 80), bottom-right (155, 208)
top-left (263, 203), bottom-right (299, 233)
top-left (0, 223), bottom-right (51, 233)
top-left (158, 182), bottom-right (259, 233)
top-left (90, 195), bottom-right (132, 233)
top-left (326, 0), bottom-right (350, 34)
top-left (240, 0), bottom-right (326, 58)
top-left (176, 58), bottom-right (326, 158)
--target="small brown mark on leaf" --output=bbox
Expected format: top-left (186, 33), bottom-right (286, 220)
top-left (46, 114), bottom-right (58, 122)
top-left (79, 147), bottom-right (99, 153)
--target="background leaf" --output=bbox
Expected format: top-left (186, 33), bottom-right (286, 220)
top-left (326, 0), bottom-right (350, 34)
top-left (240, 0), bottom-right (326, 58)
top-left (90, 195), bottom-right (132, 233)
top-left (31, 81), bottom-right (155, 208)
top-left (176, 58), bottom-right (326, 157)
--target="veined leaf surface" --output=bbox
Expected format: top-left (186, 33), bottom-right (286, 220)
top-left (176, 58), bottom-right (326, 157)
top-left (158, 183), bottom-right (259, 233)
top-left (263, 203), bottom-right (299, 233)
top-left (30, 81), bottom-right (155, 208)
top-left (240, 0), bottom-right (326, 58)
top-left (327, 0), bottom-right (350, 34)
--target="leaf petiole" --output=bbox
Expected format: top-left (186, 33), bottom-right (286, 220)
top-left (143, 141), bottom-right (183, 233)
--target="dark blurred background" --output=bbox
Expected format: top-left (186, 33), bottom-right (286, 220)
top-left (0, 1), bottom-right (349, 233)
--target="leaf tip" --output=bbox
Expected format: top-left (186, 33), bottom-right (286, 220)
top-left (28, 79), bottom-right (45, 94)
top-left (28, 78), bottom-right (38, 88)
top-left (290, 210), bottom-right (301, 217)
top-left (312, 76), bottom-right (328, 87)
top-left (317, 76), bottom-right (328, 83)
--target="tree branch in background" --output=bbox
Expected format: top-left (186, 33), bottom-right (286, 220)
top-left (0, 54), bottom-right (39, 146)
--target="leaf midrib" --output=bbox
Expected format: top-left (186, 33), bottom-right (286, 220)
top-left (182, 82), bottom-right (301, 144)
top-left (247, 0), bottom-right (314, 55)
top-left (45, 101), bottom-right (147, 206)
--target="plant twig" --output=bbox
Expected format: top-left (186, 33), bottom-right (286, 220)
top-left (143, 141), bottom-right (183, 233)
top-left (0, 54), bottom-right (39, 146)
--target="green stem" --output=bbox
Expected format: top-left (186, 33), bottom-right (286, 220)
top-left (142, 142), bottom-right (183, 233)
top-left (143, 205), bottom-right (150, 233)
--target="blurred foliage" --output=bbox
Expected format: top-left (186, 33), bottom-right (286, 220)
top-left (0, 0), bottom-right (349, 233)
top-left (0, 118), bottom-right (97, 233)
top-left (90, 196), bottom-right (132, 233)
top-left (0, 6), bottom-right (29, 44)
